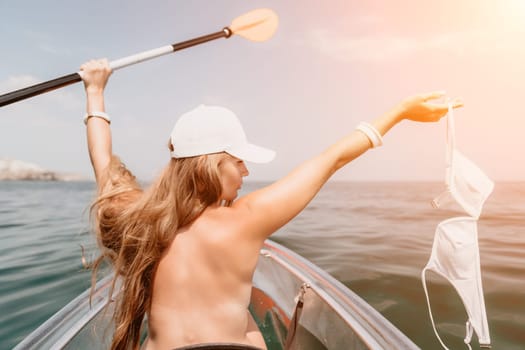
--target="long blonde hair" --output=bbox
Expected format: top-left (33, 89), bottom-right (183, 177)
top-left (90, 152), bottom-right (225, 350)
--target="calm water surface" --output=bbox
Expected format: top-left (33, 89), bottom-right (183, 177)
top-left (0, 181), bottom-right (523, 349)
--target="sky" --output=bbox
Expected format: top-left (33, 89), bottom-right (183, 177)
top-left (1, 0), bottom-right (524, 182)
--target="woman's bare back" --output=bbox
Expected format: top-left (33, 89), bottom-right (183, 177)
top-left (145, 206), bottom-right (266, 350)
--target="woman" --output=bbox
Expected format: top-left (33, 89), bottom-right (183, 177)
top-left (81, 59), bottom-right (462, 350)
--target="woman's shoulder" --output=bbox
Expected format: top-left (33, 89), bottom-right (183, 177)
top-left (207, 203), bottom-right (253, 223)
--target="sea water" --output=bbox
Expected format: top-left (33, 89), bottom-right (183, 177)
top-left (0, 181), bottom-right (523, 349)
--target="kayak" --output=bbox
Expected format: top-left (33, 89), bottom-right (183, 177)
top-left (13, 240), bottom-right (419, 349)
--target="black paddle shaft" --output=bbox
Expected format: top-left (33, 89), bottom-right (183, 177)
top-left (0, 28), bottom-right (231, 108)
top-left (0, 73), bottom-right (81, 107)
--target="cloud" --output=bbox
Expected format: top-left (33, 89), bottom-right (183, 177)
top-left (304, 29), bottom-right (463, 63)
top-left (303, 21), bottom-right (525, 64)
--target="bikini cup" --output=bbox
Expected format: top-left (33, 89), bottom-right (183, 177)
top-left (431, 104), bottom-right (494, 219)
top-left (422, 217), bottom-right (491, 349)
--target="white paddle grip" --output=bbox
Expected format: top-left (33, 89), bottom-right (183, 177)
top-left (109, 45), bottom-right (175, 71)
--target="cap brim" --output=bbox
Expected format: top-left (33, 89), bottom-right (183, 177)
top-left (227, 143), bottom-right (275, 164)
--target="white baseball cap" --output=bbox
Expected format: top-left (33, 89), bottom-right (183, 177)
top-left (169, 105), bottom-right (275, 163)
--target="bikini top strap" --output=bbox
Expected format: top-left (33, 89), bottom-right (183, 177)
top-left (421, 268), bottom-right (452, 350)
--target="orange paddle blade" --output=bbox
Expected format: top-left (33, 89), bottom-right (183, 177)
top-left (229, 8), bottom-right (278, 42)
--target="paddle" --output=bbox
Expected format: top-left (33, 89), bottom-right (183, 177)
top-left (0, 8), bottom-right (278, 108)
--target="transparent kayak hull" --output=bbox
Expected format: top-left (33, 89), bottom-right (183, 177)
top-left (14, 240), bottom-right (419, 350)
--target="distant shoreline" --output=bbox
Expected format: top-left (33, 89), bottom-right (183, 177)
top-left (0, 158), bottom-right (89, 182)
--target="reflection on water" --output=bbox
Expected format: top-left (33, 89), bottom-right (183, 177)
top-left (0, 181), bottom-right (524, 350)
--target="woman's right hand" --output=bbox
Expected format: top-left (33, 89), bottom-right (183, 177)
top-left (81, 59), bottom-right (113, 183)
top-left (80, 59), bottom-right (112, 94)
top-left (395, 91), bottom-right (463, 123)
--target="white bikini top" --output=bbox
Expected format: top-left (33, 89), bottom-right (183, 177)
top-left (423, 103), bottom-right (493, 349)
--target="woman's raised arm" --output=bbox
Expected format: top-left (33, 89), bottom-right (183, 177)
top-left (80, 59), bottom-right (113, 186)
top-left (235, 92), bottom-right (463, 240)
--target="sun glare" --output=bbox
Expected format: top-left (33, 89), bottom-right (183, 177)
top-left (504, 0), bottom-right (525, 25)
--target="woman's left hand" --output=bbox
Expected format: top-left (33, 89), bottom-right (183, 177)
top-left (396, 91), bottom-right (463, 123)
